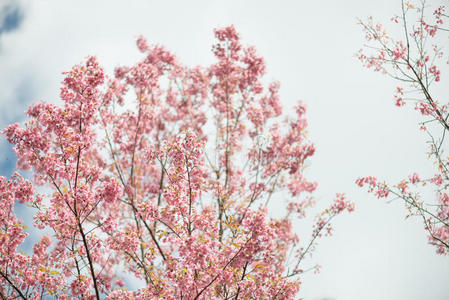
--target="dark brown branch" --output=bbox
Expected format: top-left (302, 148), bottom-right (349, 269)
top-left (0, 269), bottom-right (27, 300)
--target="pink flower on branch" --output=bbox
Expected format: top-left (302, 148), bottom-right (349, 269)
top-left (358, 0), bottom-right (449, 256)
top-left (0, 26), bottom-right (352, 299)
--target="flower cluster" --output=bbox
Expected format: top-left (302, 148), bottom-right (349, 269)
top-left (358, 1), bottom-right (449, 256)
top-left (0, 26), bottom-right (353, 299)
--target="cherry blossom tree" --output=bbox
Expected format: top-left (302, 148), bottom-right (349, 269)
top-left (357, 0), bottom-right (449, 255)
top-left (0, 26), bottom-right (353, 299)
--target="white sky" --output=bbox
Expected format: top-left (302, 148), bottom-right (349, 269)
top-left (0, 0), bottom-right (448, 299)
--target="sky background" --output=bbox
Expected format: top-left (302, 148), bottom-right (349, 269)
top-left (0, 0), bottom-right (448, 299)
